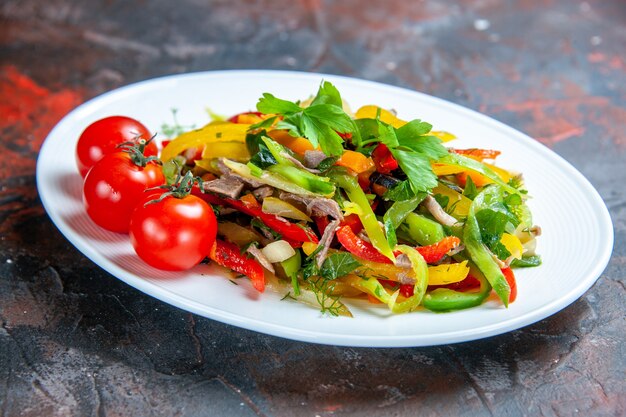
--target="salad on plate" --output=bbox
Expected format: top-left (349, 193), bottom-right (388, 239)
top-left (77, 81), bottom-right (541, 317)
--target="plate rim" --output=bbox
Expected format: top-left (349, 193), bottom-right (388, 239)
top-left (36, 69), bottom-right (614, 347)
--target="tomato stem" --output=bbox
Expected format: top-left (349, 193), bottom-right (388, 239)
top-left (144, 170), bottom-right (203, 206)
top-left (118, 134), bottom-right (161, 167)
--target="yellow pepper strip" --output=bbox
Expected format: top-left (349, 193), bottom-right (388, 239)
top-left (431, 184), bottom-right (472, 218)
top-left (431, 163), bottom-right (465, 176)
top-left (161, 123), bottom-right (250, 162)
top-left (500, 233), bottom-right (523, 260)
top-left (302, 241), bottom-right (318, 256)
top-left (199, 141), bottom-right (250, 162)
top-left (355, 105), bottom-right (406, 128)
top-left (267, 129), bottom-right (314, 155)
top-left (335, 150), bottom-right (375, 174)
top-left (427, 261), bottom-right (470, 286)
top-left (432, 159), bottom-right (514, 187)
top-left (429, 131), bottom-right (457, 143)
top-left (485, 163), bottom-right (514, 183)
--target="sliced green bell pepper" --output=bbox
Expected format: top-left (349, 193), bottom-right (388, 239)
top-left (329, 168), bottom-right (395, 262)
top-left (464, 186), bottom-right (511, 306)
top-left (423, 263), bottom-right (492, 312)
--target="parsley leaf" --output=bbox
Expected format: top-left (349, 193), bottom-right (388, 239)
top-left (395, 119), bottom-right (433, 138)
top-left (475, 197), bottom-right (521, 261)
top-left (310, 81), bottom-right (343, 107)
top-left (246, 130), bottom-right (277, 169)
top-left (255, 83), bottom-right (356, 156)
top-left (463, 175), bottom-right (478, 200)
top-left (317, 156), bottom-right (340, 172)
top-left (320, 253), bottom-right (361, 280)
top-left (390, 149), bottom-right (438, 193)
top-left (383, 180), bottom-right (415, 201)
top-left (397, 135), bottom-right (448, 160)
top-left (354, 118), bottom-right (399, 148)
top-left (249, 116), bottom-right (278, 130)
top-left (433, 194), bottom-right (450, 210)
top-left (257, 93), bottom-right (302, 114)
top-left (510, 255), bottom-right (542, 268)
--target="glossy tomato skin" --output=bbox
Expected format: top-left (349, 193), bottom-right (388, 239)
top-left (76, 116), bottom-right (157, 177)
top-left (83, 152), bottom-right (165, 233)
top-left (129, 194), bottom-right (217, 271)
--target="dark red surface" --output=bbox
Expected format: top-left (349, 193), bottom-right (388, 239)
top-left (1, 1), bottom-right (625, 416)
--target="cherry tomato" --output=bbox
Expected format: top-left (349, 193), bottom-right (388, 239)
top-left (83, 152), bottom-right (165, 233)
top-left (76, 116), bottom-right (157, 177)
top-left (129, 194), bottom-right (217, 271)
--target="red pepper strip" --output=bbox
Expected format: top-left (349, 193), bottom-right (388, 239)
top-left (450, 148), bottom-right (501, 160)
top-left (416, 236), bottom-right (461, 264)
top-left (501, 267), bottom-right (517, 303)
top-left (201, 193), bottom-right (319, 244)
top-left (314, 215), bottom-right (330, 237)
top-left (357, 171), bottom-right (372, 192)
top-left (371, 144), bottom-right (399, 174)
top-left (341, 214), bottom-right (363, 234)
top-left (336, 225), bottom-right (390, 263)
top-left (337, 131), bottom-right (353, 140)
top-left (210, 240), bottom-right (265, 292)
top-left (227, 111), bottom-right (264, 123)
top-left (337, 226), bottom-right (460, 266)
top-left (379, 279), bottom-right (414, 298)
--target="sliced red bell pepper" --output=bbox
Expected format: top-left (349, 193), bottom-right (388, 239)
top-left (337, 225), bottom-right (460, 266)
top-left (340, 213), bottom-right (363, 234)
top-left (501, 267), bottom-right (517, 303)
top-left (209, 239), bottom-right (265, 292)
top-left (201, 193), bottom-right (319, 244)
top-left (450, 148), bottom-right (501, 160)
top-left (337, 131), bottom-right (353, 140)
top-left (371, 143), bottom-right (399, 174)
top-left (416, 236), bottom-right (461, 264)
top-left (357, 171), bottom-right (372, 192)
top-left (336, 225), bottom-right (390, 263)
top-left (379, 279), bottom-right (414, 298)
top-left (314, 215), bottom-right (330, 237)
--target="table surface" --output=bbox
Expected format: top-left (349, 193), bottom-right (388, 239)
top-left (1, 1), bottom-right (625, 416)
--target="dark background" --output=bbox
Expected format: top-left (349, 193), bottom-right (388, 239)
top-left (1, 1), bottom-right (624, 416)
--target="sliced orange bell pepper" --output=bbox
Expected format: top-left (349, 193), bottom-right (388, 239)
top-left (335, 150), bottom-right (375, 174)
top-left (267, 129), bottom-right (314, 155)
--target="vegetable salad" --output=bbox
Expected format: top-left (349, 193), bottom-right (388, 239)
top-left (79, 81), bottom-right (541, 317)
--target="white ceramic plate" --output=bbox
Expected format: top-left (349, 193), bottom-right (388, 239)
top-left (36, 71), bottom-right (613, 347)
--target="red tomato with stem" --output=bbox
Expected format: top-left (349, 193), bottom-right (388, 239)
top-left (129, 193), bottom-right (217, 271)
top-left (83, 152), bottom-right (165, 233)
top-left (76, 116), bottom-right (157, 177)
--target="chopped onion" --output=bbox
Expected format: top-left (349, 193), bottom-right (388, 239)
top-left (261, 240), bottom-right (296, 264)
top-left (261, 197), bottom-right (312, 221)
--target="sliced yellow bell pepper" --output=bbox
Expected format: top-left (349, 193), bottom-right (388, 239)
top-left (427, 261), bottom-right (470, 286)
top-left (431, 184), bottom-right (471, 218)
top-left (355, 105), bottom-right (406, 128)
top-left (302, 242), bottom-right (318, 256)
top-left (335, 150), bottom-right (375, 174)
top-left (161, 123), bottom-right (250, 162)
top-left (432, 160), bottom-right (514, 186)
top-left (429, 131), bottom-right (457, 143)
top-left (199, 140), bottom-right (250, 162)
top-left (500, 233), bottom-right (523, 260)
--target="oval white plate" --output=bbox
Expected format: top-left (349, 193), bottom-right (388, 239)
top-left (36, 71), bottom-right (613, 347)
